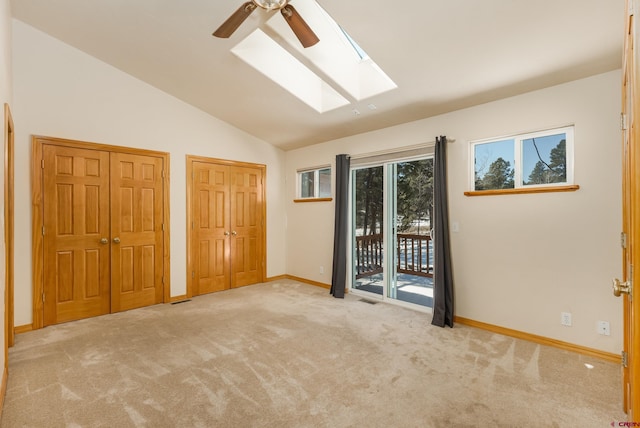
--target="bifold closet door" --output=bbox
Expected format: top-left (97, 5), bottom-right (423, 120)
top-left (192, 162), bottom-right (231, 295)
top-left (230, 166), bottom-right (263, 288)
top-left (190, 160), bottom-right (264, 295)
top-left (110, 152), bottom-right (165, 312)
top-left (42, 145), bottom-right (111, 326)
top-left (42, 145), bottom-right (165, 325)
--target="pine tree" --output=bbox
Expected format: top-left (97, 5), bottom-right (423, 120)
top-left (396, 160), bottom-right (433, 232)
top-left (527, 160), bottom-right (549, 184)
top-left (548, 139), bottom-right (566, 181)
top-left (526, 138), bottom-right (566, 184)
top-left (354, 166), bottom-right (384, 235)
top-left (482, 157), bottom-right (514, 189)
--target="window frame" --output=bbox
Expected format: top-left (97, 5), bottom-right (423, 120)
top-left (467, 125), bottom-right (577, 195)
top-left (295, 166), bottom-right (333, 202)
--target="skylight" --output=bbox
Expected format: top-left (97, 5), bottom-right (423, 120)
top-left (231, 29), bottom-right (350, 113)
top-left (231, 0), bottom-right (396, 113)
top-left (339, 26), bottom-right (369, 61)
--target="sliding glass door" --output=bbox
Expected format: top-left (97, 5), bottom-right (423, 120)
top-left (351, 158), bottom-right (434, 308)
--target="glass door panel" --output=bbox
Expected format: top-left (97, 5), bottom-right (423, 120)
top-left (352, 166), bottom-right (384, 296)
top-left (392, 159), bottom-right (434, 307)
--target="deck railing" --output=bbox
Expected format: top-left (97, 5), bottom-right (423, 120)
top-left (355, 233), bottom-right (433, 279)
top-left (396, 234), bottom-right (433, 278)
top-left (354, 234), bottom-right (384, 278)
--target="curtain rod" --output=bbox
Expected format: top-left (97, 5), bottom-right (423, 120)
top-left (348, 137), bottom-right (455, 160)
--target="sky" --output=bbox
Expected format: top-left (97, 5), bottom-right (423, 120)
top-left (474, 131), bottom-right (566, 184)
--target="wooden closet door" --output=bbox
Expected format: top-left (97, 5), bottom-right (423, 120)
top-left (230, 166), bottom-right (263, 288)
top-left (192, 162), bottom-right (231, 295)
top-left (42, 145), bottom-right (111, 325)
top-left (110, 152), bottom-right (165, 312)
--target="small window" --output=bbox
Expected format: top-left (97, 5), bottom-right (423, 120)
top-left (297, 167), bottom-right (332, 199)
top-left (472, 126), bottom-right (574, 191)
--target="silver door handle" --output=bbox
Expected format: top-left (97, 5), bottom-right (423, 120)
top-left (113, 237), bottom-right (121, 244)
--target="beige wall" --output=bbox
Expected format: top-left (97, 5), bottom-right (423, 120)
top-left (285, 71), bottom-right (623, 354)
top-left (11, 20), bottom-right (287, 326)
top-left (0, 0), bottom-right (11, 380)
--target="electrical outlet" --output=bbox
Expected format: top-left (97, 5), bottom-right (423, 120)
top-left (597, 321), bottom-right (610, 336)
top-left (319, 266), bottom-right (324, 275)
top-left (561, 312), bottom-right (572, 326)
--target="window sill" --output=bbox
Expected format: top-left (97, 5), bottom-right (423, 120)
top-left (294, 198), bottom-right (333, 203)
top-left (464, 184), bottom-right (580, 197)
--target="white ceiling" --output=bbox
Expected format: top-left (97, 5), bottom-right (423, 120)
top-left (10, 0), bottom-right (624, 150)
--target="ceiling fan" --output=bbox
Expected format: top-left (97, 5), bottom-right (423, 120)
top-left (213, 0), bottom-right (320, 48)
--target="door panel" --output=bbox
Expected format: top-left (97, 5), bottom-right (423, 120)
top-left (622, 54), bottom-right (632, 417)
top-left (43, 145), bottom-right (111, 325)
top-left (192, 162), bottom-right (231, 295)
top-left (352, 166), bottom-right (385, 296)
top-left (110, 152), bottom-right (164, 312)
top-left (231, 166), bottom-right (263, 288)
top-left (621, 0), bottom-right (638, 418)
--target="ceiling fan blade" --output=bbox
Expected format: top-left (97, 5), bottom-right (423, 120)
top-left (281, 5), bottom-right (319, 48)
top-left (213, 2), bottom-right (257, 38)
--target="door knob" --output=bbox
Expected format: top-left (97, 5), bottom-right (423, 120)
top-left (232, 231), bottom-right (237, 236)
top-left (113, 237), bottom-right (121, 244)
top-left (100, 238), bottom-right (109, 245)
top-left (612, 278), bottom-right (631, 297)
top-left (224, 231), bottom-right (230, 236)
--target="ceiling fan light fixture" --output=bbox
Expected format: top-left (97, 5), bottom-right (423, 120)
top-left (213, 0), bottom-right (317, 48)
top-left (252, 0), bottom-right (288, 11)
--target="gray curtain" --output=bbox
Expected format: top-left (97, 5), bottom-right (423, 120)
top-left (431, 136), bottom-right (454, 327)
top-left (331, 154), bottom-right (350, 298)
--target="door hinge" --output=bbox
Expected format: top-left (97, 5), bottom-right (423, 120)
top-left (622, 351), bottom-right (629, 368)
top-left (192, 271), bottom-right (195, 279)
top-left (162, 170), bottom-right (166, 178)
top-left (629, 265), bottom-right (633, 301)
top-left (42, 292), bottom-right (45, 303)
top-left (41, 159), bottom-right (45, 169)
top-left (42, 226), bottom-right (45, 236)
top-left (162, 223), bottom-right (165, 231)
top-left (191, 221), bottom-right (194, 230)
top-left (162, 277), bottom-right (165, 285)
top-left (630, 265), bottom-right (634, 301)
top-left (621, 232), bottom-right (628, 249)
top-left (621, 113), bottom-right (628, 130)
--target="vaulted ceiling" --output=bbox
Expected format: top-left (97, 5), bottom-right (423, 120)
top-left (11, 0), bottom-right (624, 150)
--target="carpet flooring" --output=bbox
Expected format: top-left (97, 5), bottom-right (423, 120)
top-left (0, 280), bottom-right (627, 427)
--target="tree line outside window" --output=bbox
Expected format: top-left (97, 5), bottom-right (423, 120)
top-left (354, 159), bottom-right (434, 237)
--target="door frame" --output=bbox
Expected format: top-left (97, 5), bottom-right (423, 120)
top-left (185, 155), bottom-right (267, 298)
top-left (31, 136), bottom-right (171, 330)
top-left (349, 155), bottom-right (435, 312)
top-left (4, 104), bottom-right (14, 370)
